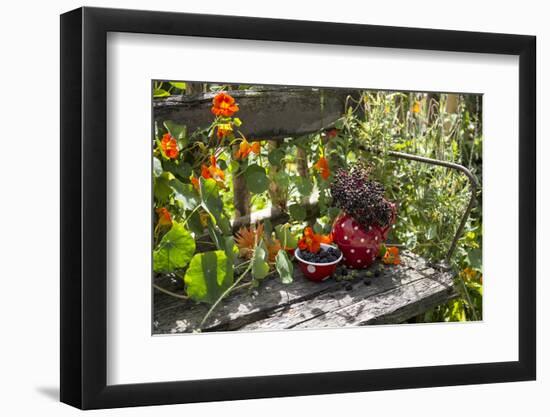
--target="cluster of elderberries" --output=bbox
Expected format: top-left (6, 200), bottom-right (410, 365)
top-left (330, 163), bottom-right (393, 229)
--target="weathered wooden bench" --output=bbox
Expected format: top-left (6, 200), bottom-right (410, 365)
top-left (153, 251), bottom-right (455, 333)
top-left (153, 87), bottom-right (476, 333)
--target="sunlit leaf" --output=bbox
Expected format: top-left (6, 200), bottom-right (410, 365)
top-left (170, 178), bottom-right (199, 210)
top-left (153, 157), bottom-right (163, 177)
top-left (252, 244), bottom-right (270, 280)
top-left (169, 81), bottom-right (186, 90)
top-left (200, 178), bottom-right (223, 222)
top-left (184, 250), bottom-right (234, 304)
top-left (275, 249), bottom-right (293, 284)
top-left (153, 88), bottom-right (170, 98)
top-left (153, 222), bottom-right (195, 273)
top-left (153, 172), bottom-right (174, 203)
top-left (274, 224), bottom-right (297, 249)
top-left (163, 121), bottom-right (187, 146)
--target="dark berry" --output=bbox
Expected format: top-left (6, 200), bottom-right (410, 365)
top-left (330, 163), bottom-right (393, 229)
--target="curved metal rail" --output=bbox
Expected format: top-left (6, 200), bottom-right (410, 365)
top-left (363, 147), bottom-right (480, 264)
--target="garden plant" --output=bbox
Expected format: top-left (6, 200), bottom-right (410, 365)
top-left (152, 82), bottom-right (483, 328)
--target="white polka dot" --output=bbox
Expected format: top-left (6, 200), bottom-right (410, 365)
top-left (367, 249), bottom-right (370, 254)
top-left (344, 236), bottom-right (348, 240)
top-left (354, 226), bottom-right (358, 230)
top-left (360, 238), bottom-right (365, 243)
top-left (307, 265), bottom-right (316, 273)
top-left (369, 226), bottom-right (372, 230)
top-left (350, 249), bottom-right (355, 253)
top-left (357, 259), bottom-right (361, 264)
top-left (375, 236), bottom-right (378, 241)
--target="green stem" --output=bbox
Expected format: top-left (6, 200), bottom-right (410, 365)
top-left (459, 278), bottom-right (479, 321)
top-left (198, 261), bottom-right (253, 330)
top-left (152, 283), bottom-right (188, 300)
top-left (181, 204), bottom-right (202, 227)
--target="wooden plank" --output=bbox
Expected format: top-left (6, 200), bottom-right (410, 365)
top-left (153, 251), bottom-right (451, 334)
top-left (239, 266), bottom-right (449, 331)
top-left (291, 271), bottom-right (455, 329)
top-left (153, 87), bottom-right (359, 140)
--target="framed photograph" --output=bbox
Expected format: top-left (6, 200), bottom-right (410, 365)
top-left (60, 6), bottom-right (536, 409)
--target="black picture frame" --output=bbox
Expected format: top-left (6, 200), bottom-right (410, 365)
top-left (60, 6), bottom-right (536, 410)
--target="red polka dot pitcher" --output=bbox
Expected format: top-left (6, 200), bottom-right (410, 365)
top-left (331, 205), bottom-right (396, 269)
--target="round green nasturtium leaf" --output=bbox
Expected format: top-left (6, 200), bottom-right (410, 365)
top-left (252, 245), bottom-right (270, 280)
top-left (164, 160), bottom-right (192, 180)
top-left (154, 172), bottom-right (174, 203)
top-left (186, 209), bottom-right (205, 236)
top-left (170, 178), bottom-right (199, 211)
top-left (274, 171), bottom-right (290, 188)
top-left (289, 204), bottom-right (307, 221)
top-left (293, 176), bottom-right (313, 197)
top-left (275, 249), bottom-right (293, 284)
top-left (244, 164), bottom-right (269, 194)
top-left (268, 148), bottom-right (286, 167)
top-left (184, 250), bottom-right (234, 304)
top-left (153, 222), bottom-right (196, 273)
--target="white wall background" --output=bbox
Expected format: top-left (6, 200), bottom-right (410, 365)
top-left (0, 0), bottom-right (546, 415)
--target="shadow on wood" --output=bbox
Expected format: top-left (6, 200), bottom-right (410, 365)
top-left (153, 87), bottom-right (360, 139)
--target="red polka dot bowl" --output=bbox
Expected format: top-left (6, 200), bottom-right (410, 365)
top-left (295, 243), bottom-right (343, 282)
top-left (332, 211), bottom-right (394, 269)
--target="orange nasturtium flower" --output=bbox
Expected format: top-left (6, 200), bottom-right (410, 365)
top-left (155, 207), bottom-right (172, 227)
top-left (200, 155), bottom-right (225, 188)
top-left (160, 133), bottom-right (179, 159)
top-left (211, 92), bottom-right (239, 117)
top-left (216, 123), bottom-right (233, 139)
top-left (461, 267), bottom-right (478, 282)
top-left (314, 156), bottom-right (331, 180)
top-left (234, 138), bottom-right (261, 160)
top-left (411, 101), bottom-right (421, 114)
top-left (190, 174), bottom-right (200, 192)
top-left (382, 246), bottom-right (400, 265)
top-left (297, 227), bottom-right (332, 254)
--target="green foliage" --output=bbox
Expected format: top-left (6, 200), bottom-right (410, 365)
top-left (244, 164), bottom-right (270, 194)
top-left (153, 222), bottom-right (195, 273)
top-left (184, 250), bottom-right (234, 304)
top-left (152, 85), bottom-right (483, 324)
top-left (170, 179), bottom-right (199, 211)
top-left (275, 224), bottom-right (298, 250)
top-left (252, 243), bottom-right (270, 280)
top-left (275, 249), bottom-right (293, 284)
